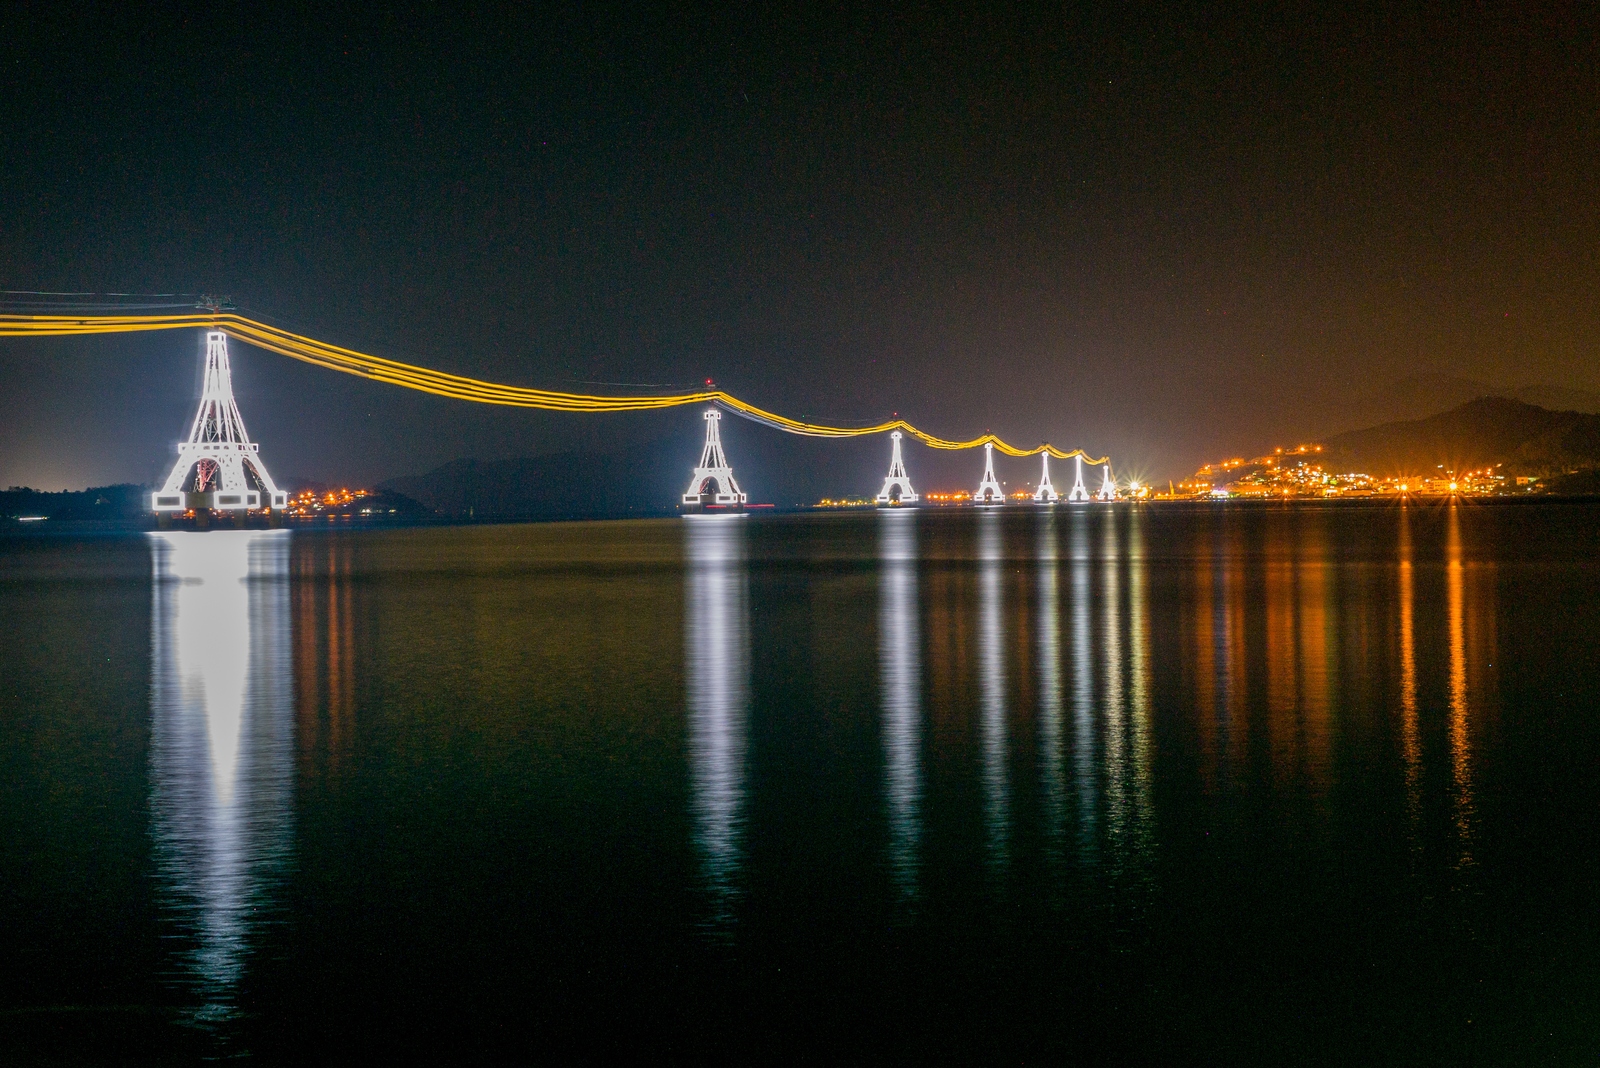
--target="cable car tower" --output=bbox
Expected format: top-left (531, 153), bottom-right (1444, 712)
top-left (683, 408), bottom-right (747, 511)
top-left (1097, 463), bottom-right (1118, 501)
top-left (1033, 453), bottom-right (1059, 503)
top-left (876, 431), bottom-right (918, 505)
top-left (974, 442), bottom-right (1005, 506)
top-left (151, 331), bottom-right (288, 516)
top-left (1067, 454), bottom-right (1091, 502)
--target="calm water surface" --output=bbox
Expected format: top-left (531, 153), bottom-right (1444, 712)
top-left (3, 503), bottom-right (1599, 1062)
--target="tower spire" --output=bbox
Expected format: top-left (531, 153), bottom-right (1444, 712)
top-left (682, 408), bottom-right (747, 509)
top-left (974, 442), bottom-right (1005, 506)
top-left (1033, 452), bottom-right (1059, 503)
top-left (1067, 454), bottom-right (1091, 502)
top-left (152, 332), bottom-right (287, 514)
top-left (875, 431), bottom-right (919, 505)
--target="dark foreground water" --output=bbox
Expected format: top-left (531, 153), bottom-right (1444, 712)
top-left (2, 503), bottom-right (1599, 1064)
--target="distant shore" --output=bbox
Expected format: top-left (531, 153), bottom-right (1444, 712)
top-left (7, 492), bottom-right (1600, 538)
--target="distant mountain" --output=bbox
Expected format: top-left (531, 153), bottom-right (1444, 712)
top-left (1336, 373), bottom-right (1500, 431)
top-left (0, 483), bottom-right (149, 522)
top-left (1329, 375), bottom-right (1600, 437)
top-left (274, 476), bottom-right (429, 517)
top-left (1321, 397), bottom-right (1600, 477)
top-left (1509, 385), bottom-right (1600, 415)
top-left (378, 448), bottom-right (684, 519)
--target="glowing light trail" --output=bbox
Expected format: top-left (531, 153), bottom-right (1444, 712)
top-left (0, 312), bottom-right (1110, 462)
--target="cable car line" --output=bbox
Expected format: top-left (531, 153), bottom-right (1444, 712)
top-left (0, 309), bottom-right (1110, 463)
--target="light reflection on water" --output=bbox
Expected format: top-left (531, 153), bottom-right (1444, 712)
top-left (1297, 511), bottom-right (1334, 796)
top-left (136, 508), bottom-right (1514, 960)
top-left (1068, 508), bottom-right (1097, 864)
top-left (684, 516), bottom-right (751, 930)
top-left (1447, 501), bottom-right (1495, 875)
top-left (878, 509), bottom-right (922, 904)
top-left (85, 502), bottom-right (1552, 1056)
top-left (1399, 505), bottom-right (1422, 838)
top-left (1035, 511), bottom-right (1065, 865)
top-left (1101, 510), bottom-right (1128, 858)
top-left (1120, 507), bottom-right (1155, 885)
top-left (148, 530), bottom-right (292, 1025)
top-left (977, 509), bottom-right (1009, 875)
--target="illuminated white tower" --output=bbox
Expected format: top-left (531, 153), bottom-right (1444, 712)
top-left (974, 443), bottom-right (1005, 506)
top-left (1097, 463), bottom-right (1117, 501)
top-left (1033, 453), bottom-right (1059, 503)
top-left (876, 431), bottom-right (919, 505)
top-left (1067, 454), bottom-right (1091, 502)
top-left (152, 332), bottom-right (288, 513)
top-left (683, 408), bottom-right (748, 507)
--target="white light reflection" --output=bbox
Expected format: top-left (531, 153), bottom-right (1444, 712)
top-left (977, 509), bottom-right (1009, 874)
top-left (1101, 508), bottom-right (1130, 856)
top-left (148, 530), bottom-right (292, 1024)
top-left (878, 509), bottom-right (922, 903)
top-left (1125, 506), bottom-right (1156, 857)
top-left (1036, 510), bottom-right (1065, 863)
top-left (1103, 507), bottom-right (1158, 897)
top-left (1068, 508), bottom-right (1097, 863)
top-left (684, 516), bottom-right (751, 930)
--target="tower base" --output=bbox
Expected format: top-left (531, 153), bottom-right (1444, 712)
top-left (681, 496), bottom-right (746, 515)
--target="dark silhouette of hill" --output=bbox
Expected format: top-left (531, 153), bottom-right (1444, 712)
top-left (0, 483), bottom-right (148, 522)
top-left (1322, 397), bottom-right (1600, 476)
top-left (377, 430), bottom-right (1010, 515)
top-left (377, 446), bottom-right (686, 519)
top-left (280, 477), bottom-right (431, 514)
top-left (2, 481), bottom-right (432, 525)
top-left (1326, 375), bottom-right (1600, 437)
top-left (1510, 384), bottom-right (1600, 414)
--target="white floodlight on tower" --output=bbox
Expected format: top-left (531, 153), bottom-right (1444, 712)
top-left (1033, 453), bottom-right (1059, 503)
top-left (1097, 462), bottom-right (1118, 501)
top-left (974, 442), bottom-right (1005, 506)
top-left (1067, 454), bottom-right (1091, 502)
top-left (683, 408), bottom-right (748, 510)
top-left (152, 332), bottom-right (288, 514)
top-left (875, 431), bottom-right (919, 506)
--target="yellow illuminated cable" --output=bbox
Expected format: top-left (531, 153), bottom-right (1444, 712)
top-left (0, 312), bottom-right (1109, 462)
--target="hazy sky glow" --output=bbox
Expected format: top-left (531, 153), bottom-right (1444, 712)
top-left (2, 4), bottom-right (1596, 492)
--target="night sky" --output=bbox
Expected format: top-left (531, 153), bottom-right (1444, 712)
top-left (2, 3), bottom-right (1596, 496)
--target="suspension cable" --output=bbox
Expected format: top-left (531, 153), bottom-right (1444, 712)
top-left (0, 311), bottom-right (1110, 463)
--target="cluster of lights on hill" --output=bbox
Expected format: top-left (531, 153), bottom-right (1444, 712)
top-left (1176, 445), bottom-right (1539, 498)
top-left (285, 488), bottom-right (395, 518)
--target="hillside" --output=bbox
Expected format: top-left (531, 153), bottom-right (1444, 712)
top-left (0, 484), bottom-right (148, 522)
top-left (1319, 376), bottom-right (1600, 439)
top-left (1322, 397), bottom-right (1600, 477)
top-left (378, 449), bottom-right (685, 519)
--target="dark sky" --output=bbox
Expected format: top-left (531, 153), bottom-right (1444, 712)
top-left (2, 2), bottom-right (1596, 495)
